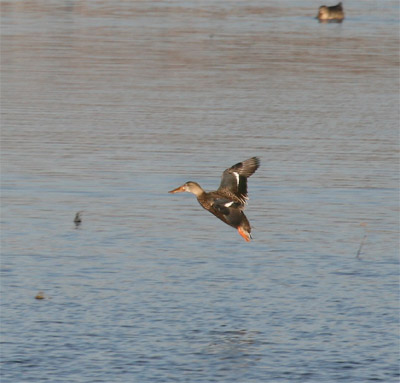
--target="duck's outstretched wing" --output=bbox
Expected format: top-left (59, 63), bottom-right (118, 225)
top-left (217, 157), bottom-right (260, 204)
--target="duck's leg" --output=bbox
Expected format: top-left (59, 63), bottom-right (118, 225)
top-left (238, 226), bottom-right (251, 242)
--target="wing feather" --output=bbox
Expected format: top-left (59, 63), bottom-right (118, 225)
top-left (217, 157), bottom-right (260, 203)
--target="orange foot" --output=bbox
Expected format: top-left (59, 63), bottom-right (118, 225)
top-left (238, 227), bottom-right (251, 242)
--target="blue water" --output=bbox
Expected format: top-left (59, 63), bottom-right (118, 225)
top-left (1, 1), bottom-right (399, 382)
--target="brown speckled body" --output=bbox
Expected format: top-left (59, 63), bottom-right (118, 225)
top-left (317, 2), bottom-right (344, 21)
top-left (196, 190), bottom-right (251, 233)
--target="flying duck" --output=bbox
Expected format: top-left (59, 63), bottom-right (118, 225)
top-left (169, 157), bottom-right (260, 242)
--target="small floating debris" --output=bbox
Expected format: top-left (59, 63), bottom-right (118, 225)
top-left (74, 211), bottom-right (83, 226)
top-left (35, 291), bottom-right (46, 300)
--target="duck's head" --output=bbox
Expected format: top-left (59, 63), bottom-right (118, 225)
top-left (168, 181), bottom-right (204, 197)
top-left (317, 5), bottom-right (329, 19)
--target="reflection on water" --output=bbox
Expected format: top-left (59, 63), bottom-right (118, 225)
top-left (1, 1), bottom-right (399, 382)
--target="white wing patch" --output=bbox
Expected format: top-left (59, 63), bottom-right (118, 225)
top-left (232, 172), bottom-right (239, 186)
top-left (224, 201), bottom-right (234, 207)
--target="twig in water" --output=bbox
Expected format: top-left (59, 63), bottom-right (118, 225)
top-left (356, 223), bottom-right (368, 259)
top-left (356, 235), bottom-right (367, 259)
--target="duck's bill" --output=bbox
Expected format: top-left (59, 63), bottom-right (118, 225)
top-left (168, 185), bottom-right (185, 193)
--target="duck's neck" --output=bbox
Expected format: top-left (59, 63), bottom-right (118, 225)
top-left (188, 182), bottom-right (205, 198)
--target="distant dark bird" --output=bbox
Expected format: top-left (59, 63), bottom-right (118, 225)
top-left (74, 211), bottom-right (83, 226)
top-left (317, 2), bottom-right (344, 21)
top-left (169, 157), bottom-right (260, 242)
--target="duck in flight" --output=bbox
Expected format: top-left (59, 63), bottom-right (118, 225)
top-left (168, 157), bottom-right (260, 242)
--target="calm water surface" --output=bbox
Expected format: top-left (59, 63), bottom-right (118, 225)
top-left (1, 1), bottom-right (399, 382)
